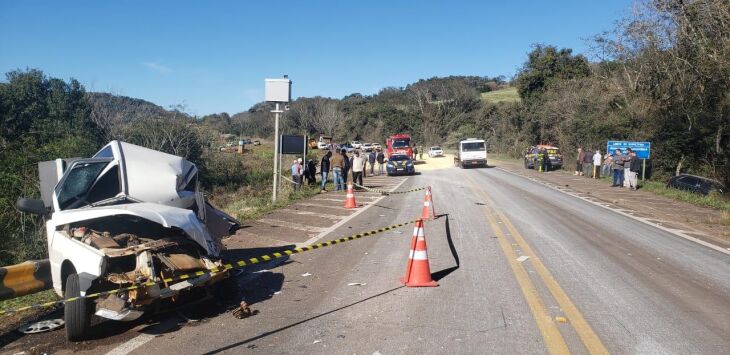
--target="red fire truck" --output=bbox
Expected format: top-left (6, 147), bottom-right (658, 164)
top-left (386, 134), bottom-right (413, 159)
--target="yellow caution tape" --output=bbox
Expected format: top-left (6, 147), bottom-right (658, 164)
top-left (354, 183), bottom-right (428, 196)
top-left (0, 219), bottom-right (419, 316)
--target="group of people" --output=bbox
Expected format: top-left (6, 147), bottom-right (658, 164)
top-left (290, 148), bottom-right (386, 193)
top-left (319, 148), bottom-right (387, 192)
top-left (575, 147), bottom-right (641, 190)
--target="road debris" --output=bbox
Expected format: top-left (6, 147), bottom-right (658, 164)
top-left (516, 255), bottom-right (530, 262)
top-left (347, 282), bottom-right (367, 286)
top-left (313, 340), bottom-right (322, 344)
top-left (301, 272), bottom-right (313, 277)
top-left (232, 301), bottom-right (259, 319)
top-left (17, 319), bottom-right (64, 334)
top-left (555, 316), bottom-right (568, 323)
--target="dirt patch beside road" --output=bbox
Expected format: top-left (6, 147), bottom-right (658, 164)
top-left (491, 158), bottom-right (730, 249)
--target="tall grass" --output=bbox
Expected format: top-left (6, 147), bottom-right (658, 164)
top-left (208, 144), bottom-right (320, 222)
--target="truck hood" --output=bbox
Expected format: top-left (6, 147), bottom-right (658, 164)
top-left (50, 202), bottom-right (220, 256)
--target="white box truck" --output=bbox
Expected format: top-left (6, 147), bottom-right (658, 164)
top-left (454, 138), bottom-right (487, 168)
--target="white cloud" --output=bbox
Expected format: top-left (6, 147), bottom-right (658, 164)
top-left (142, 61), bottom-right (173, 73)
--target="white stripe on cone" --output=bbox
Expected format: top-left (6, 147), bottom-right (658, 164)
top-left (408, 250), bottom-right (429, 260)
top-left (423, 201), bottom-right (430, 207)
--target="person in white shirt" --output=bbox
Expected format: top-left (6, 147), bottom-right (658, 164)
top-left (592, 150), bottom-right (602, 179)
top-left (351, 150), bottom-right (366, 188)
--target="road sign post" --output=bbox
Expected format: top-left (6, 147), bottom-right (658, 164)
top-left (607, 141), bottom-right (651, 181)
top-left (265, 76), bottom-right (292, 203)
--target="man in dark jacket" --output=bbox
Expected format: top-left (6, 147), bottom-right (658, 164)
top-left (582, 148), bottom-right (593, 177)
top-left (306, 159), bottom-right (317, 185)
top-left (320, 151), bottom-right (332, 192)
top-left (376, 149), bottom-right (385, 175)
top-left (611, 149), bottom-right (624, 187)
top-left (368, 151), bottom-right (377, 176)
top-left (341, 149), bottom-right (350, 188)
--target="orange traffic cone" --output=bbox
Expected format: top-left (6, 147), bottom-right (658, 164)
top-left (400, 219), bottom-right (438, 287)
top-left (344, 183), bottom-right (357, 209)
top-left (420, 187), bottom-right (435, 220)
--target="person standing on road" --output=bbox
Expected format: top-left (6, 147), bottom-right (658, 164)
top-left (376, 149), bottom-right (385, 175)
top-left (291, 159), bottom-right (301, 191)
top-left (623, 148), bottom-right (633, 188)
top-left (611, 149), bottom-right (624, 187)
top-left (352, 150), bottom-right (366, 188)
top-left (418, 145), bottom-right (424, 160)
top-left (296, 158), bottom-right (304, 190)
top-left (330, 149), bottom-right (345, 191)
top-left (592, 150), bottom-right (602, 179)
top-left (624, 150), bottom-right (641, 190)
top-left (583, 148), bottom-right (593, 177)
top-left (320, 151), bottom-right (332, 192)
top-left (368, 150), bottom-right (376, 176)
top-left (602, 153), bottom-right (613, 178)
top-left (413, 146), bottom-right (419, 161)
top-left (341, 149), bottom-right (350, 190)
top-left (306, 159), bottom-right (317, 185)
top-left (575, 147), bottom-right (585, 176)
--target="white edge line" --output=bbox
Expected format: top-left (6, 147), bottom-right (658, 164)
top-left (299, 177), bottom-right (410, 247)
top-left (105, 333), bottom-right (156, 355)
top-left (495, 167), bottom-right (730, 256)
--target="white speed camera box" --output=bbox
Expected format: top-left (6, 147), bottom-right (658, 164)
top-left (265, 78), bottom-right (291, 102)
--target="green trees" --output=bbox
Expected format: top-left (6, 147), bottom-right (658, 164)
top-left (514, 45), bottom-right (590, 100)
top-left (0, 69), bottom-right (102, 265)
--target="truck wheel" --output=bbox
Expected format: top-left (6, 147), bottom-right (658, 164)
top-left (65, 273), bottom-right (93, 341)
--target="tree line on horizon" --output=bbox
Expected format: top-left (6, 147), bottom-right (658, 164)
top-left (0, 0), bottom-right (727, 265)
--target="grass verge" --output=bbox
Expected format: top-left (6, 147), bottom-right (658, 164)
top-left (481, 87), bottom-right (520, 104)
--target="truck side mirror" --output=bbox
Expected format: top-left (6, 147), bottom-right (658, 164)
top-left (16, 198), bottom-right (47, 216)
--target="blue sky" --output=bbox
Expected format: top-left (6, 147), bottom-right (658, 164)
top-left (0, 1), bottom-right (632, 116)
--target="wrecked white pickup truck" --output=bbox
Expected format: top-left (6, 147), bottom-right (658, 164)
top-left (16, 141), bottom-right (240, 341)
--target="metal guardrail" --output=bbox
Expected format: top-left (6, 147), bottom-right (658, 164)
top-left (0, 259), bottom-right (52, 301)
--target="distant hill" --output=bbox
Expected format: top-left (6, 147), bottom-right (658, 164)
top-left (480, 87), bottom-right (520, 104)
top-left (86, 92), bottom-right (181, 123)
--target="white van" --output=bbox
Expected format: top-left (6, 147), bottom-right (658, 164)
top-left (454, 138), bottom-right (487, 168)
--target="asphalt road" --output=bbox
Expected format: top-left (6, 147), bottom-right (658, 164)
top-left (4, 164), bottom-right (729, 354)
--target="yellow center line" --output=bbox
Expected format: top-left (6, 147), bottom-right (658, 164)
top-left (463, 174), bottom-right (570, 355)
top-left (463, 172), bottom-right (609, 355)
top-left (498, 212), bottom-right (609, 355)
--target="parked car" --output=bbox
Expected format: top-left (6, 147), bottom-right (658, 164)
top-left (362, 143), bottom-right (373, 152)
top-left (15, 141), bottom-right (240, 341)
top-left (524, 145), bottom-right (563, 170)
top-left (253, 140), bottom-right (261, 146)
top-left (386, 154), bottom-right (415, 176)
top-left (667, 174), bottom-right (725, 195)
top-left (351, 141), bottom-right (362, 149)
top-left (371, 143), bottom-right (382, 150)
top-left (338, 143), bottom-right (355, 153)
top-left (428, 146), bottom-right (444, 157)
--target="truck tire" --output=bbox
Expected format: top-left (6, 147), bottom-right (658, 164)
top-left (524, 159), bottom-right (529, 169)
top-left (65, 273), bottom-right (92, 341)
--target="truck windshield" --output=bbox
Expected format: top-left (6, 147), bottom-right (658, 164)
top-left (392, 139), bottom-right (410, 148)
top-left (56, 160), bottom-right (119, 209)
top-left (462, 142), bottom-right (485, 152)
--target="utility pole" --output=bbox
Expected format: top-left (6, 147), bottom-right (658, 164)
top-left (272, 102), bottom-right (282, 202)
top-left (265, 76), bottom-right (292, 203)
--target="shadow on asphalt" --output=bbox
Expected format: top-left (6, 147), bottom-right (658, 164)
top-left (202, 285), bottom-right (406, 354)
top-left (431, 214), bottom-right (460, 282)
